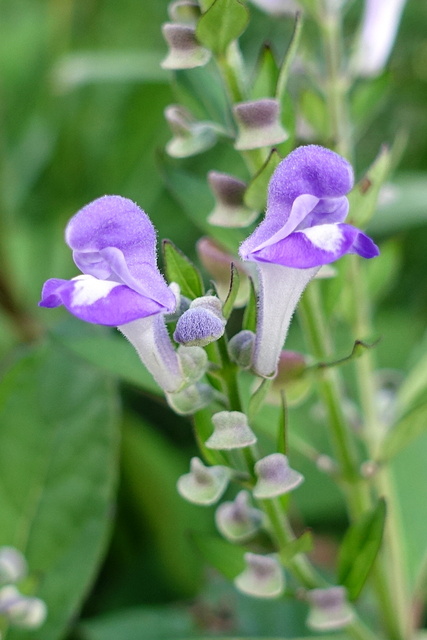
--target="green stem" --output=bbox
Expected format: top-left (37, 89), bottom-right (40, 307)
top-left (216, 334), bottom-right (242, 412)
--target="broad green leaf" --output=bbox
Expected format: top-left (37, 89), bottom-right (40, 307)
top-left (196, 0), bottom-right (249, 56)
top-left (222, 263), bottom-right (240, 319)
top-left (348, 145), bottom-right (393, 228)
top-left (191, 534), bottom-right (246, 580)
top-left (120, 414), bottom-right (211, 597)
top-left (279, 530), bottom-right (313, 565)
top-left (52, 321), bottom-right (161, 395)
top-left (163, 239), bottom-right (204, 299)
top-left (80, 606), bottom-right (197, 640)
top-left (351, 72), bottom-right (391, 131)
top-left (0, 341), bottom-right (120, 640)
top-left (242, 277), bottom-right (257, 332)
top-left (244, 149), bottom-right (281, 212)
top-left (251, 44), bottom-right (279, 100)
top-left (337, 499), bottom-right (386, 600)
top-left (275, 12), bottom-right (304, 103)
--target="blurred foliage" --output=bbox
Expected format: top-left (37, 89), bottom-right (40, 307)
top-left (0, 0), bottom-right (427, 638)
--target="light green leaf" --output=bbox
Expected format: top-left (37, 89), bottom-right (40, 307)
top-left (275, 12), bottom-right (304, 103)
top-left (381, 394), bottom-right (427, 461)
top-left (299, 89), bottom-right (328, 138)
top-left (196, 0), bottom-right (249, 56)
top-left (348, 145), bottom-right (393, 228)
top-left (222, 263), bottom-right (241, 319)
top-left (337, 499), bottom-right (386, 600)
top-left (244, 148), bottom-right (281, 212)
top-left (163, 239), bottom-right (204, 299)
top-left (0, 341), bottom-right (120, 640)
top-left (242, 277), bottom-right (257, 333)
top-left (248, 378), bottom-right (271, 422)
top-left (251, 44), bottom-right (279, 100)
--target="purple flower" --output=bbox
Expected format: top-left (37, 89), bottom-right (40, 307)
top-left (40, 195), bottom-right (176, 325)
top-left (39, 196), bottom-right (185, 393)
top-left (239, 145), bottom-right (379, 378)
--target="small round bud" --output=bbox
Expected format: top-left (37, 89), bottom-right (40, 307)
top-left (234, 553), bottom-right (284, 598)
top-left (267, 350), bottom-right (312, 407)
top-left (228, 330), bottom-right (255, 368)
top-left (233, 99), bottom-right (287, 150)
top-left (174, 308), bottom-right (225, 347)
top-left (0, 547), bottom-right (27, 584)
top-left (306, 586), bottom-right (353, 631)
top-left (207, 171), bottom-right (258, 228)
top-left (177, 457), bottom-right (231, 505)
top-left (178, 345), bottom-right (208, 384)
top-left (161, 23), bottom-right (211, 70)
top-left (253, 453), bottom-right (304, 499)
top-left (215, 491), bottom-right (263, 542)
top-left (0, 586), bottom-right (47, 629)
top-left (206, 411), bottom-right (257, 450)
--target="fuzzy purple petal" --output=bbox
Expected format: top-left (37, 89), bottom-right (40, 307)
top-left (39, 275), bottom-right (165, 326)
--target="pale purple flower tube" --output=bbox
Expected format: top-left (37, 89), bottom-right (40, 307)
top-left (239, 145), bottom-right (379, 378)
top-left (39, 196), bottom-right (184, 392)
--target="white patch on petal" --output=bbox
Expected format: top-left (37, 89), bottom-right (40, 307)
top-left (71, 275), bottom-right (119, 307)
top-left (303, 225), bottom-right (343, 253)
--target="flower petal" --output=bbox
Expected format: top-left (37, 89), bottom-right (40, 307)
top-left (252, 224), bottom-right (378, 268)
top-left (39, 275), bottom-right (164, 326)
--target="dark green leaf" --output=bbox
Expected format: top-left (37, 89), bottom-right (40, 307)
top-left (163, 239), bottom-right (204, 299)
top-left (191, 533), bottom-right (246, 580)
top-left (222, 263), bottom-right (240, 319)
top-left (337, 499), bottom-right (387, 600)
top-left (196, 0), bottom-right (249, 56)
top-left (0, 342), bottom-right (120, 640)
top-left (348, 145), bottom-right (393, 228)
top-left (242, 277), bottom-right (257, 332)
top-left (244, 148), bottom-right (282, 212)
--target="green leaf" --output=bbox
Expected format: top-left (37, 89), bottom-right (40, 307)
top-left (222, 263), bottom-right (240, 319)
top-left (163, 239), bottom-right (204, 299)
top-left (244, 148), bottom-right (282, 212)
top-left (121, 414), bottom-right (211, 597)
top-left (279, 530), bottom-right (313, 565)
top-left (79, 606), bottom-right (197, 640)
top-left (251, 44), bottom-right (279, 100)
top-left (196, 0), bottom-right (249, 56)
top-left (248, 378), bottom-right (271, 422)
top-left (0, 341), bottom-right (120, 640)
top-left (337, 498), bottom-right (387, 600)
top-left (299, 89), bottom-right (328, 138)
top-left (191, 533), bottom-right (246, 580)
top-left (348, 145), bottom-right (393, 228)
top-left (381, 394), bottom-right (427, 461)
top-left (351, 72), bottom-right (391, 131)
top-left (275, 12), bottom-right (304, 103)
top-left (277, 392), bottom-right (287, 456)
top-left (242, 277), bottom-right (257, 332)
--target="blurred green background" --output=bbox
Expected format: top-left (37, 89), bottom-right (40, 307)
top-left (0, 1), bottom-right (426, 638)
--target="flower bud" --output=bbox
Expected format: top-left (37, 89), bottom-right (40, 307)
top-left (233, 99), bottom-right (287, 150)
top-left (196, 238), bottom-right (250, 307)
top-left (167, 382), bottom-right (213, 415)
top-left (206, 411), bottom-right (257, 450)
top-left (215, 491), bottom-right (263, 542)
top-left (0, 547), bottom-right (27, 584)
top-left (234, 553), bottom-right (284, 598)
top-left (161, 23), bottom-right (211, 69)
top-left (253, 453), bottom-right (304, 499)
top-left (164, 105), bottom-right (219, 158)
top-left (174, 296), bottom-right (226, 347)
top-left (307, 586), bottom-right (353, 631)
top-left (267, 350), bottom-right (312, 407)
top-left (178, 345), bottom-right (208, 384)
top-left (207, 171), bottom-right (258, 228)
top-left (0, 586), bottom-right (47, 629)
top-left (177, 457), bottom-right (231, 505)
top-left (168, 0), bottom-right (200, 23)
top-left (228, 330), bottom-right (255, 368)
